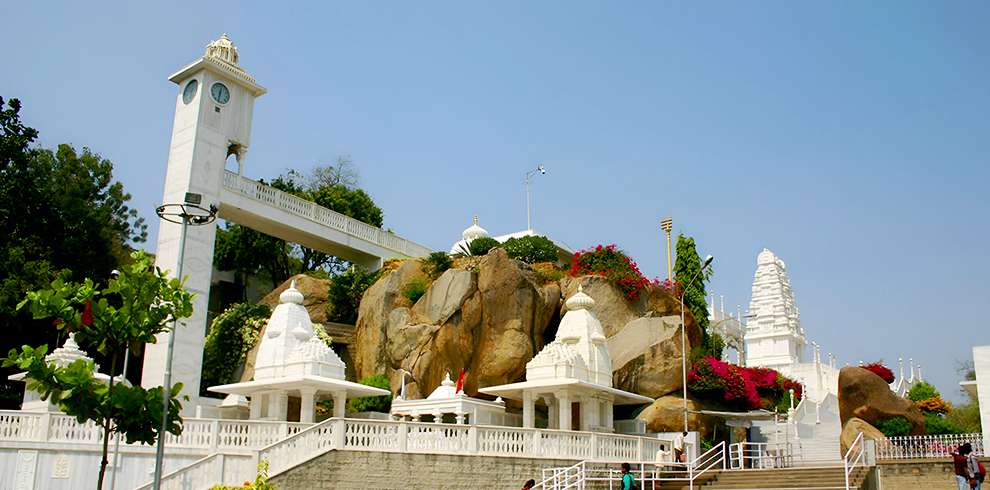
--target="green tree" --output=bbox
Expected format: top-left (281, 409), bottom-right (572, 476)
top-left (673, 233), bottom-right (719, 358)
top-left (326, 266), bottom-right (382, 325)
top-left (907, 381), bottom-right (939, 402)
top-left (503, 235), bottom-right (558, 264)
top-left (3, 250), bottom-right (192, 489)
top-left (213, 161), bottom-right (384, 290)
top-left (346, 374), bottom-right (393, 413)
top-left (200, 303), bottom-right (271, 395)
top-left (0, 96), bottom-right (147, 408)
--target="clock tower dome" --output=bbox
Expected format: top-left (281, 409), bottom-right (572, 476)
top-left (142, 35), bottom-right (266, 413)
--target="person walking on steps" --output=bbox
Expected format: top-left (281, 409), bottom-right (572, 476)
top-left (621, 462), bottom-right (637, 490)
top-left (521, 479), bottom-right (535, 490)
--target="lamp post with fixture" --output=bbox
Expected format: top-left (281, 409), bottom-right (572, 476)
top-left (525, 166), bottom-right (545, 231)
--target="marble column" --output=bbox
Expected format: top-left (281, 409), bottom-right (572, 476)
top-left (299, 388), bottom-right (317, 423)
top-left (523, 391), bottom-right (535, 428)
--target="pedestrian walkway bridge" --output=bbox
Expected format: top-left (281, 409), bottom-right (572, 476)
top-left (219, 170), bottom-right (432, 270)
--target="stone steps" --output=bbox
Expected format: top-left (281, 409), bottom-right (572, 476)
top-left (697, 466), bottom-right (870, 490)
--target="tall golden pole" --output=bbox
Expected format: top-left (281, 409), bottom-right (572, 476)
top-left (661, 216), bottom-right (673, 283)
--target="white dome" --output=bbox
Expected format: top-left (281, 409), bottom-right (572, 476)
top-left (426, 373), bottom-right (459, 400)
top-left (462, 215), bottom-right (488, 241)
top-left (280, 281), bottom-right (304, 305)
top-left (565, 285), bottom-right (595, 311)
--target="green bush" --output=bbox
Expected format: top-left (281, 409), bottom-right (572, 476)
top-left (346, 374), bottom-right (393, 413)
top-left (469, 237), bottom-right (501, 256)
top-left (201, 303), bottom-right (271, 396)
top-left (876, 417), bottom-right (913, 437)
top-left (503, 235), bottom-right (558, 264)
top-left (422, 251), bottom-right (452, 279)
top-left (533, 263), bottom-right (565, 283)
top-left (924, 412), bottom-right (965, 435)
top-left (403, 278), bottom-right (429, 305)
top-left (326, 266), bottom-right (382, 325)
top-left (907, 381), bottom-right (939, 402)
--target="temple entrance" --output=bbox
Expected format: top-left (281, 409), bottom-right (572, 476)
top-left (571, 402), bottom-right (580, 431)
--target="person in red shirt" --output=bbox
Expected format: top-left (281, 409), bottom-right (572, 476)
top-left (954, 443), bottom-right (976, 490)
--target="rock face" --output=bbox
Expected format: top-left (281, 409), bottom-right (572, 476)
top-left (840, 417), bottom-right (887, 454)
top-left (637, 393), bottom-right (722, 440)
top-left (353, 248), bottom-right (703, 407)
top-left (838, 366), bottom-right (926, 436)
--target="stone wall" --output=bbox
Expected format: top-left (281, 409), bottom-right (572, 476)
top-left (877, 459), bottom-right (984, 490)
top-left (270, 450), bottom-right (585, 490)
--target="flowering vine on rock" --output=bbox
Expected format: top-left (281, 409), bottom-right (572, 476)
top-left (688, 357), bottom-right (802, 411)
top-left (570, 244), bottom-right (664, 300)
top-left (860, 361), bottom-right (895, 384)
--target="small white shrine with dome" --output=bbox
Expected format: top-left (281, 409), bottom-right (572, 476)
top-left (390, 372), bottom-right (513, 425)
top-left (209, 281), bottom-right (388, 423)
top-left (481, 286), bottom-right (652, 432)
top-left (9, 334), bottom-right (120, 412)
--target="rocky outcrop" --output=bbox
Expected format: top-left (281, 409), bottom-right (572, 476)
top-left (838, 366), bottom-right (926, 436)
top-left (840, 417), bottom-right (887, 454)
top-left (637, 393), bottom-right (723, 440)
top-left (353, 248), bottom-right (702, 406)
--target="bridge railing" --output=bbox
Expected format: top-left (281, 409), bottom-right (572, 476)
top-left (874, 433), bottom-right (984, 459)
top-left (221, 171), bottom-right (433, 259)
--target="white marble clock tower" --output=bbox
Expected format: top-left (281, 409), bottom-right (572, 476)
top-left (142, 35), bottom-right (266, 414)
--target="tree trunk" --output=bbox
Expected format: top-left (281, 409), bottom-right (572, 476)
top-left (97, 352), bottom-right (118, 489)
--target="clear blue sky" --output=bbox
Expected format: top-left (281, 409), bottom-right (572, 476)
top-left (3, 2), bottom-right (987, 402)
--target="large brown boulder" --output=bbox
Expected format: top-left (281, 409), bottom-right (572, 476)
top-left (638, 393), bottom-right (723, 441)
top-left (353, 248), bottom-right (560, 399)
top-left (840, 417), bottom-right (887, 454)
top-left (838, 366), bottom-right (926, 436)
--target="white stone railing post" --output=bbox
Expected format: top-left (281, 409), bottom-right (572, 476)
top-left (637, 436), bottom-right (644, 462)
top-left (39, 412), bottom-right (51, 442)
top-left (332, 418), bottom-right (346, 449)
top-left (397, 420), bottom-right (408, 452)
top-left (467, 425), bottom-right (478, 454)
top-left (534, 429), bottom-right (543, 458)
top-left (210, 419), bottom-right (220, 452)
top-left (278, 422), bottom-right (288, 440)
top-left (590, 432), bottom-right (599, 461)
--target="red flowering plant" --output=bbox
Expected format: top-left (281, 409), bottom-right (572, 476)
top-left (688, 357), bottom-right (802, 411)
top-left (656, 277), bottom-right (682, 298)
top-left (570, 244), bottom-right (656, 300)
top-left (861, 361), bottom-right (895, 384)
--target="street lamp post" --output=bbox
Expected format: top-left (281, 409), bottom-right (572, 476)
top-left (681, 254), bottom-right (713, 433)
top-left (151, 194), bottom-right (217, 490)
top-left (525, 166), bottom-right (545, 230)
top-left (660, 216), bottom-right (673, 284)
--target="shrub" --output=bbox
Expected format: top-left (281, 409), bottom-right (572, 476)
top-left (402, 278), bottom-right (429, 305)
top-left (924, 412), bottom-right (965, 435)
top-left (469, 237), bottom-right (501, 256)
top-left (916, 395), bottom-right (951, 415)
top-left (326, 266), bottom-right (382, 325)
top-left (907, 380), bottom-right (939, 402)
top-left (532, 262), bottom-right (566, 283)
top-left (876, 417), bottom-right (913, 437)
top-left (503, 235), bottom-right (558, 264)
top-left (570, 244), bottom-right (656, 300)
top-left (861, 361), bottom-right (895, 384)
top-left (688, 357), bottom-right (802, 411)
top-left (346, 374), bottom-right (393, 413)
top-left (422, 251), bottom-right (452, 279)
top-left (201, 303), bottom-right (271, 395)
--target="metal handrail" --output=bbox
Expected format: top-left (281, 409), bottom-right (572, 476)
top-left (844, 431), bottom-right (866, 490)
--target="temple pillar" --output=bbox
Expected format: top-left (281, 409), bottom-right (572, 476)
top-left (557, 391), bottom-right (571, 432)
top-left (523, 391), bottom-right (535, 428)
top-left (547, 395), bottom-right (559, 429)
top-left (333, 390), bottom-right (347, 418)
top-left (299, 388), bottom-right (317, 423)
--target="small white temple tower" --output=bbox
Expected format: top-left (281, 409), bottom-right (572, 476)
top-left (481, 286), bottom-right (652, 431)
top-left (209, 282), bottom-right (388, 422)
top-left (142, 34), bottom-right (267, 413)
top-left (744, 249), bottom-right (808, 370)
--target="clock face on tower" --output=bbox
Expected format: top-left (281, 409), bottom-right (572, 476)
top-left (182, 79), bottom-right (198, 105)
top-left (210, 82), bottom-right (230, 104)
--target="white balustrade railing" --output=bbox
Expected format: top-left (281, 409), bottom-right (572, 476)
top-left (875, 433), bottom-right (984, 459)
top-left (134, 453), bottom-right (254, 490)
top-left (221, 171), bottom-right (433, 259)
top-left (0, 410), bottom-right (310, 452)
